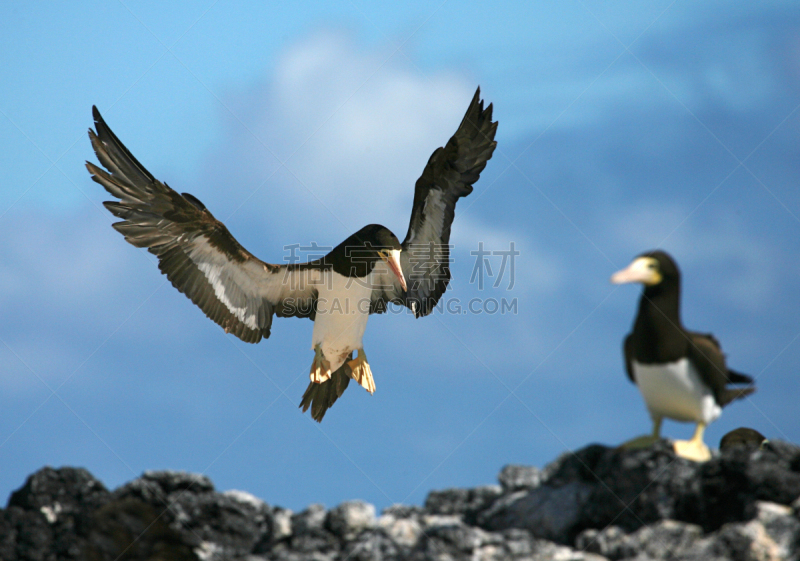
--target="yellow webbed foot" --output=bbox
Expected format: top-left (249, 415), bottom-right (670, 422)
top-left (673, 439), bottom-right (711, 462)
top-left (673, 423), bottom-right (711, 462)
top-left (347, 349), bottom-right (375, 394)
top-left (310, 345), bottom-right (332, 384)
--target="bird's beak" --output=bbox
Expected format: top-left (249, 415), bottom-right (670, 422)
top-left (383, 249), bottom-right (407, 292)
top-left (610, 257), bottom-right (661, 285)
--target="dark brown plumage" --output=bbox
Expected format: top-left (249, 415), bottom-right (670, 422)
top-left (612, 250), bottom-right (756, 461)
top-left (619, 251), bottom-right (755, 408)
top-left (370, 87), bottom-right (498, 317)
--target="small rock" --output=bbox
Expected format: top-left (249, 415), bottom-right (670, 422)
top-left (382, 503), bottom-right (424, 519)
top-left (377, 514), bottom-right (421, 548)
top-left (753, 501), bottom-right (800, 559)
top-left (341, 530), bottom-right (400, 561)
top-left (502, 528), bottom-right (535, 556)
top-left (498, 465), bottom-right (542, 491)
top-left (293, 503), bottom-right (327, 534)
top-left (326, 500), bottom-right (375, 539)
top-left (224, 489), bottom-right (267, 511)
top-left (623, 519), bottom-right (703, 560)
top-left (424, 485), bottom-right (502, 521)
top-left (422, 513), bottom-right (464, 528)
top-left (425, 522), bottom-right (500, 552)
top-left (141, 470), bottom-right (214, 494)
top-left (717, 520), bottom-right (785, 561)
top-left (271, 507), bottom-right (294, 541)
top-left (531, 538), bottom-right (608, 560)
top-left (575, 526), bottom-right (628, 558)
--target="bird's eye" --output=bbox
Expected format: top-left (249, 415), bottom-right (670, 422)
top-left (647, 263), bottom-right (657, 269)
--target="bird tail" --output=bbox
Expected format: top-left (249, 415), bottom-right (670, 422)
top-left (718, 386), bottom-right (755, 407)
top-left (726, 369), bottom-right (754, 385)
top-left (299, 363), bottom-right (352, 422)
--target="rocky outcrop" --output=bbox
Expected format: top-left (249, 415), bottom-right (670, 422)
top-left (2, 440), bottom-right (800, 560)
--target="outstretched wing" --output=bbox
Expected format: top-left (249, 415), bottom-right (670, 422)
top-left (371, 87), bottom-right (498, 317)
top-left (686, 331), bottom-right (755, 406)
top-left (86, 106), bottom-right (320, 344)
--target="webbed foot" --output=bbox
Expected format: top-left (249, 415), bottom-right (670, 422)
top-left (673, 423), bottom-right (711, 462)
top-left (347, 349), bottom-right (375, 394)
top-left (310, 345), bottom-right (332, 384)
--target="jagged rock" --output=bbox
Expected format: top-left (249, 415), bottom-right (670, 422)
top-left (480, 481), bottom-right (594, 542)
top-left (110, 470), bottom-right (270, 560)
top-left (424, 485), bottom-right (502, 524)
top-left (3, 441), bottom-right (800, 560)
top-left (85, 497), bottom-right (197, 561)
top-left (575, 512), bottom-right (800, 561)
top-left (6, 466), bottom-right (110, 561)
top-left (480, 440), bottom-right (800, 545)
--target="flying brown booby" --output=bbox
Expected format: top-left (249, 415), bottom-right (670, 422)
top-left (611, 250), bottom-right (755, 461)
top-left (86, 88), bottom-right (497, 421)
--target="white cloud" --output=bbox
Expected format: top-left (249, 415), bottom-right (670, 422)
top-left (220, 31), bottom-right (484, 237)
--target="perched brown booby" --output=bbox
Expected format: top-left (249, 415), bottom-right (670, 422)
top-left (611, 250), bottom-right (755, 461)
top-left (86, 88), bottom-right (497, 421)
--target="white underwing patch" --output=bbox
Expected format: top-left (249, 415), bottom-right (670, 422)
top-left (196, 261), bottom-right (258, 330)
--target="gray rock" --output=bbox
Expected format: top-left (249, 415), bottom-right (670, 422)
top-left (270, 507), bottom-right (293, 541)
top-left (378, 513), bottom-right (422, 548)
top-left (714, 520), bottom-right (787, 561)
top-left (141, 470), bottom-right (215, 494)
top-left (292, 503), bottom-right (327, 534)
top-left (4, 440), bottom-right (800, 560)
top-left (752, 502), bottom-right (800, 560)
top-left (341, 529), bottom-right (401, 561)
top-left (7, 467), bottom-right (110, 561)
top-left (575, 526), bottom-right (629, 559)
top-left (424, 520), bottom-right (501, 552)
top-left (498, 465), bottom-right (542, 491)
top-left (424, 485), bottom-right (502, 523)
top-left (326, 500), bottom-right (375, 539)
top-left (382, 503), bottom-right (425, 522)
top-left (621, 519), bottom-right (704, 560)
top-left (480, 481), bottom-right (594, 543)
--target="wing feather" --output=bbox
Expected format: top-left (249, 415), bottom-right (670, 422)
top-left (87, 106), bottom-right (319, 344)
top-left (687, 331), bottom-right (755, 406)
top-left (371, 87), bottom-right (498, 316)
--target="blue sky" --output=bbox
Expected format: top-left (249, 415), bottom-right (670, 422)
top-left (1, 1), bottom-right (799, 512)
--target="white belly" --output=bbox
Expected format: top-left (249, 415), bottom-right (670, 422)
top-left (633, 358), bottom-right (721, 424)
top-left (312, 270), bottom-right (372, 371)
